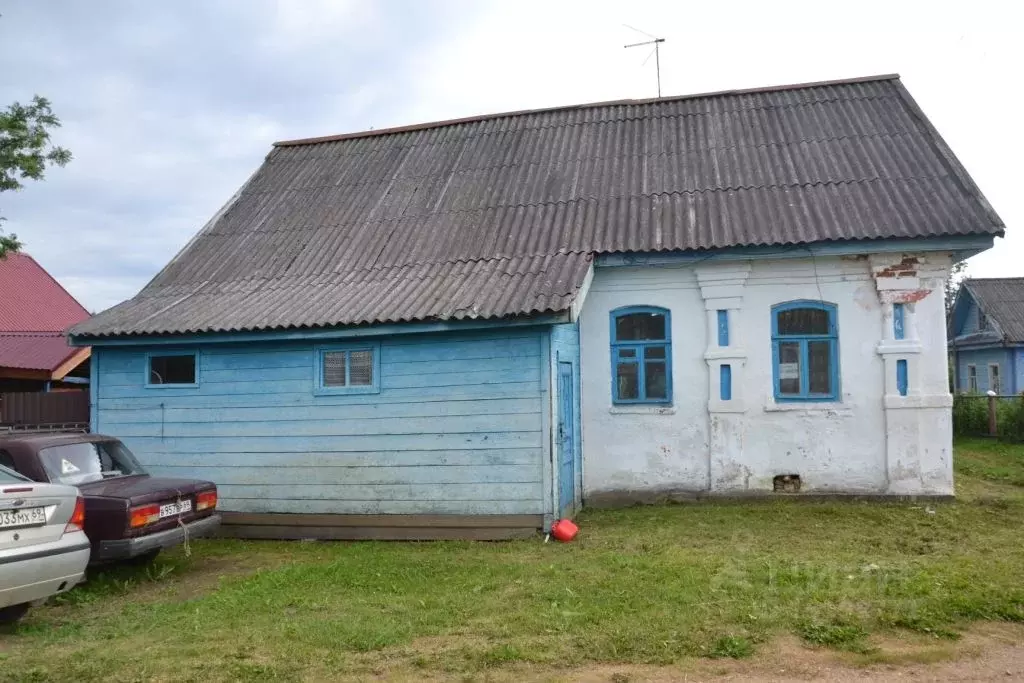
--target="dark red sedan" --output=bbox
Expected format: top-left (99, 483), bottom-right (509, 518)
top-left (0, 433), bottom-right (220, 563)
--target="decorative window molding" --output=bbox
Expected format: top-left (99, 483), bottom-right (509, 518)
top-left (609, 306), bottom-right (672, 405)
top-left (770, 300), bottom-right (840, 402)
top-left (314, 342), bottom-right (381, 395)
top-left (145, 352), bottom-right (199, 388)
top-left (989, 363), bottom-right (1001, 395)
top-left (966, 364), bottom-right (978, 392)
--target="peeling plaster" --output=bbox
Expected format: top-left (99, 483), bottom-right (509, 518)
top-left (579, 254), bottom-right (955, 503)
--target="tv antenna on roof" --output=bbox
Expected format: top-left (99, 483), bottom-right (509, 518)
top-left (623, 24), bottom-right (666, 98)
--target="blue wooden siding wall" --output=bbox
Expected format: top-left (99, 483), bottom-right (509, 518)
top-left (93, 330), bottom-right (550, 516)
top-left (549, 323), bottom-right (581, 514)
top-left (956, 347), bottom-right (1016, 394)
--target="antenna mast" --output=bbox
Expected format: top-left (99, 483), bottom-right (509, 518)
top-left (624, 25), bottom-right (666, 98)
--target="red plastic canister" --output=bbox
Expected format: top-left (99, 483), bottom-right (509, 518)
top-left (550, 519), bottom-right (579, 542)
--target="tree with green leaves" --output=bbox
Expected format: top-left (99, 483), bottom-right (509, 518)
top-left (0, 95), bottom-right (72, 257)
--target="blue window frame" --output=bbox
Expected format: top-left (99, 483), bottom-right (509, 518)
top-left (145, 352), bottom-right (198, 388)
top-left (610, 306), bottom-right (672, 404)
top-left (314, 342), bottom-right (381, 395)
top-left (771, 300), bottom-right (839, 402)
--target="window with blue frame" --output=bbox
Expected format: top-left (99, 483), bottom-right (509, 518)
top-left (610, 307), bottom-right (671, 404)
top-left (147, 353), bottom-right (197, 386)
top-left (315, 343), bottom-right (381, 394)
top-left (771, 301), bottom-right (839, 402)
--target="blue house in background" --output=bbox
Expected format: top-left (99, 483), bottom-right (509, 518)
top-left (69, 74), bottom-right (1005, 537)
top-left (949, 278), bottom-right (1024, 395)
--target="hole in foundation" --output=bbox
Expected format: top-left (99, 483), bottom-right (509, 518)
top-left (773, 474), bottom-right (801, 493)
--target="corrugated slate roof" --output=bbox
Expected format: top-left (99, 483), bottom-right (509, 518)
top-left (964, 278), bottom-right (1024, 343)
top-left (71, 74), bottom-right (1004, 339)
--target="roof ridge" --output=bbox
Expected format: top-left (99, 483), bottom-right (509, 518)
top-left (274, 74), bottom-right (901, 148)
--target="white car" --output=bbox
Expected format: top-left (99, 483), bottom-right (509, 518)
top-left (0, 464), bottom-right (91, 624)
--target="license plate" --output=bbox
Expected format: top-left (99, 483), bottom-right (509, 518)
top-left (0, 507), bottom-right (46, 529)
top-left (159, 500), bottom-right (192, 519)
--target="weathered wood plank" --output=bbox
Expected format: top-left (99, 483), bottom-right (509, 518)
top-left (98, 384), bottom-right (542, 409)
top-left (100, 380), bottom-right (543, 401)
top-left (109, 413), bottom-right (542, 438)
top-left (147, 464), bottom-right (541, 486)
top-left (220, 512), bottom-right (543, 528)
top-left (100, 397), bottom-right (540, 424)
top-left (123, 449), bottom-right (540, 468)
top-left (219, 498), bottom-right (543, 515)
top-left (219, 524), bottom-right (538, 541)
top-left (125, 431), bottom-right (542, 454)
top-left (215, 482), bottom-right (541, 501)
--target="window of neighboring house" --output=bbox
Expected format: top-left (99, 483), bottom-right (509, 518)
top-left (990, 364), bottom-right (1002, 395)
top-left (610, 307), bottom-right (672, 404)
top-left (967, 364), bottom-right (978, 392)
top-left (315, 343), bottom-right (381, 394)
top-left (147, 353), bottom-right (197, 386)
top-left (771, 301), bottom-right (840, 402)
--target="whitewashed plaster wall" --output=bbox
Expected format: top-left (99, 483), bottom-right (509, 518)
top-left (579, 253), bottom-right (953, 503)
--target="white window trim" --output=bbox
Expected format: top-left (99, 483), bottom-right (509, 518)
top-left (989, 363), bottom-right (1001, 395)
top-left (967, 364), bottom-right (978, 392)
top-left (313, 342), bottom-right (381, 395)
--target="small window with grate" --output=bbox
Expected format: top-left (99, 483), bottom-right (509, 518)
top-left (316, 344), bottom-right (380, 394)
top-left (147, 353), bottom-right (198, 386)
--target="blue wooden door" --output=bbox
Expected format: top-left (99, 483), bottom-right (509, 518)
top-left (557, 361), bottom-right (575, 518)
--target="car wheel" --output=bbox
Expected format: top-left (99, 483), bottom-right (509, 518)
top-left (0, 603), bottom-right (30, 625)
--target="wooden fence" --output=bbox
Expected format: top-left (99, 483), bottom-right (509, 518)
top-left (0, 391), bottom-right (90, 429)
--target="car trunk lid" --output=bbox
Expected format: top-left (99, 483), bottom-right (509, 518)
top-left (0, 483), bottom-right (77, 551)
top-left (79, 475), bottom-right (214, 536)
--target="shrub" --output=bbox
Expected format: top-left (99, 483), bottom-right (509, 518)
top-left (952, 393), bottom-right (989, 437)
top-left (997, 395), bottom-right (1024, 443)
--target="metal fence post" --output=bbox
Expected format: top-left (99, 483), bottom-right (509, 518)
top-left (988, 391), bottom-right (998, 436)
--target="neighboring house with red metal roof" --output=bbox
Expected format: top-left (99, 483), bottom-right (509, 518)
top-left (0, 252), bottom-right (91, 391)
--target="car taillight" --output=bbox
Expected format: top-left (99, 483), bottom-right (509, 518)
top-left (196, 490), bottom-right (217, 511)
top-left (129, 503), bottom-right (160, 528)
top-left (65, 497), bottom-right (86, 533)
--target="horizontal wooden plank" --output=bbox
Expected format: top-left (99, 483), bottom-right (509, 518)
top-left (107, 413), bottom-right (542, 439)
top-left (382, 367), bottom-right (539, 390)
top-left (98, 379), bottom-right (542, 401)
top-left (96, 384), bottom-right (542, 410)
top-left (124, 449), bottom-right (540, 468)
top-left (384, 355), bottom-right (540, 378)
top-left (219, 525), bottom-right (538, 541)
top-left (123, 431), bottom-right (542, 455)
top-left (216, 482), bottom-right (542, 501)
top-left (381, 335), bottom-right (540, 361)
top-left (98, 397), bottom-right (541, 424)
top-left (146, 464), bottom-right (541, 486)
top-left (220, 512), bottom-right (543, 528)
top-left (219, 498), bottom-right (543, 515)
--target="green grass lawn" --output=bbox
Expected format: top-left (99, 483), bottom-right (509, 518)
top-left (2, 439), bottom-right (1024, 681)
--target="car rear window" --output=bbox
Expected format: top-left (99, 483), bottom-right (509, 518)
top-left (39, 441), bottom-right (147, 486)
top-left (0, 464), bottom-right (27, 483)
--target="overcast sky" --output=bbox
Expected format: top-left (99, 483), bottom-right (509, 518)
top-left (0, 0), bottom-right (1019, 312)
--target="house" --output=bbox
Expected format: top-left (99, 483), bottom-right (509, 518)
top-left (69, 74), bottom-right (1005, 538)
top-left (949, 278), bottom-right (1024, 395)
top-left (0, 253), bottom-right (91, 392)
